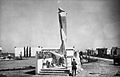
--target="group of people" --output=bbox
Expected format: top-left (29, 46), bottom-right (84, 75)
top-left (42, 57), bottom-right (51, 68)
top-left (42, 55), bottom-right (65, 68)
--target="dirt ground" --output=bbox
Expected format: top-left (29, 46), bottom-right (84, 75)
top-left (0, 57), bottom-right (120, 77)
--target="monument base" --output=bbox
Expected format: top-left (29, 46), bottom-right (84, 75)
top-left (38, 67), bottom-right (70, 76)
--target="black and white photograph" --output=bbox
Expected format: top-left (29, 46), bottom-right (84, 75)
top-left (0, 0), bottom-right (120, 77)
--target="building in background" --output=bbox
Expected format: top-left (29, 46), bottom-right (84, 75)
top-left (0, 47), bottom-right (3, 56)
top-left (96, 48), bottom-right (107, 57)
top-left (14, 46), bottom-right (42, 57)
top-left (15, 47), bottom-right (24, 57)
top-left (31, 46), bottom-right (41, 57)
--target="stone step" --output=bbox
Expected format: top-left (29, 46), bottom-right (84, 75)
top-left (39, 68), bottom-right (70, 76)
top-left (41, 68), bottom-right (69, 71)
top-left (40, 71), bottom-right (65, 73)
top-left (38, 72), bottom-right (69, 76)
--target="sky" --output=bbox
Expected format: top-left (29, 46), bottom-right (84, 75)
top-left (0, 0), bottom-right (120, 53)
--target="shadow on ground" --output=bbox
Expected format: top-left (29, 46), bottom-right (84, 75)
top-left (0, 74), bottom-right (7, 77)
top-left (0, 66), bottom-right (35, 72)
top-left (25, 70), bottom-right (36, 75)
top-left (83, 58), bottom-right (98, 64)
top-left (110, 64), bottom-right (120, 66)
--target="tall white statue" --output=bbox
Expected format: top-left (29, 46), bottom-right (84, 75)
top-left (58, 8), bottom-right (67, 67)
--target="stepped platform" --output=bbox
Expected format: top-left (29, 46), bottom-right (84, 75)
top-left (38, 67), bottom-right (70, 76)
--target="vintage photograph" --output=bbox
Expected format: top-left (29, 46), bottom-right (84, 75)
top-left (0, 0), bottom-right (120, 77)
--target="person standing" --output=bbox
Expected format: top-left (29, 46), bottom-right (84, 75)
top-left (42, 56), bottom-right (46, 68)
top-left (20, 51), bottom-right (22, 60)
top-left (79, 51), bottom-right (83, 65)
top-left (71, 58), bottom-right (77, 76)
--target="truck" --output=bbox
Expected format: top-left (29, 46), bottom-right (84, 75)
top-left (111, 47), bottom-right (120, 64)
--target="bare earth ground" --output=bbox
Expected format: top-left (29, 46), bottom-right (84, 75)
top-left (0, 58), bottom-right (120, 77)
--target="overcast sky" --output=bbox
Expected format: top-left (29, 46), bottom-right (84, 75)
top-left (0, 0), bottom-right (120, 53)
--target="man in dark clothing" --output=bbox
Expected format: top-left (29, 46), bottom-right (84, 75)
top-left (79, 51), bottom-right (83, 65)
top-left (71, 58), bottom-right (77, 76)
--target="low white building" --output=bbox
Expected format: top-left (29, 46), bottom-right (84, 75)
top-left (31, 46), bottom-right (42, 57)
top-left (14, 46), bottom-right (42, 57)
top-left (15, 47), bottom-right (24, 57)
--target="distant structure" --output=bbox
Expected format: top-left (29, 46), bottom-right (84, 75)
top-left (111, 47), bottom-right (120, 64)
top-left (0, 47), bottom-right (3, 56)
top-left (96, 48), bottom-right (107, 57)
top-left (14, 46), bottom-right (42, 57)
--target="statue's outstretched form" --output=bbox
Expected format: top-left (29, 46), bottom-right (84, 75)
top-left (58, 8), bottom-right (67, 67)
